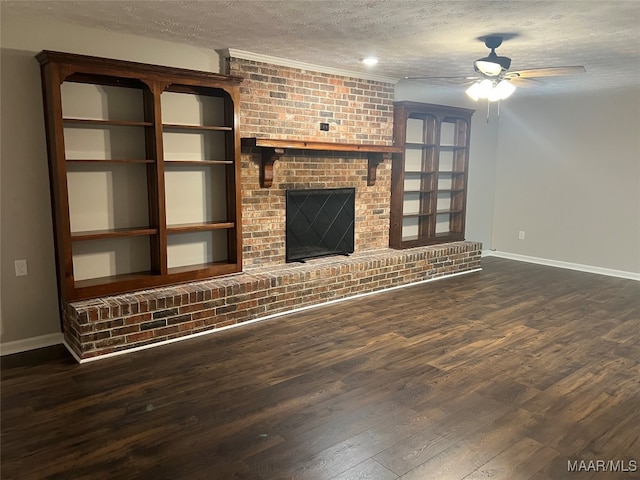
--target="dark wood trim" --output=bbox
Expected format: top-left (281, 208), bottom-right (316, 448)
top-left (39, 60), bottom-right (68, 327)
top-left (166, 221), bottom-right (235, 233)
top-left (66, 158), bottom-right (155, 164)
top-left (241, 137), bottom-right (401, 153)
top-left (63, 118), bottom-right (153, 127)
top-left (70, 227), bottom-right (158, 241)
top-left (242, 137), bottom-right (402, 188)
top-left (390, 100), bottom-right (476, 118)
top-left (259, 147), bottom-right (283, 188)
top-left (163, 160), bottom-right (234, 165)
top-left (367, 152), bottom-right (385, 186)
top-left (73, 262), bottom-right (239, 293)
top-left (147, 80), bottom-right (169, 277)
top-left (226, 88), bottom-right (242, 269)
top-left (36, 50), bottom-right (243, 85)
top-left (162, 124), bottom-right (233, 132)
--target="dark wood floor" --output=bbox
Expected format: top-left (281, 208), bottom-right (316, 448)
top-left (2, 257), bottom-right (639, 480)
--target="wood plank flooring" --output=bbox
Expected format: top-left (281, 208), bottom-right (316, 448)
top-left (2, 257), bottom-right (639, 479)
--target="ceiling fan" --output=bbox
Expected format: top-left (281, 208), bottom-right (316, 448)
top-left (407, 35), bottom-right (586, 102)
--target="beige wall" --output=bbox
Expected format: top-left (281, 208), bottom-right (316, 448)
top-left (492, 88), bottom-right (640, 273)
top-left (0, 12), bottom-right (219, 344)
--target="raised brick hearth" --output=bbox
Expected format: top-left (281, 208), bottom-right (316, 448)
top-left (63, 242), bottom-right (481, 360)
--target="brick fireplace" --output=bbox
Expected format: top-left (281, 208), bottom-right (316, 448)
top-left (62, 55), bottom-right (481, 361)
top-left (228, 55), bottom-right (396, 267)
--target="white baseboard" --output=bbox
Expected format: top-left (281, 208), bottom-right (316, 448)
top-left (484, 250), bottom-right (640, 281)
top-left (0, 333), bottom-right (63, 356)
top-left (62, 339), bottom-right (83, 363)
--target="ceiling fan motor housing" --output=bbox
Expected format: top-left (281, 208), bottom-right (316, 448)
top-left (474, 54), bottom-right (512, 76)
top-left (474, 36), bottom-right (512, 77)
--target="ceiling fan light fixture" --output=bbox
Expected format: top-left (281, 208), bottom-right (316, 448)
top-left (466, 79), bottom-right (516, 102)
top-left (466, 79), bottom-right (493, 101)
top-left (474, 49), bottom-right (511, 77)
top-left (474, 60), bottom-right (503, 77)
top-left (492, 79), bottom-right (516, 100)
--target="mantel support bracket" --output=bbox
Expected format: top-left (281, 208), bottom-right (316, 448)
top-left (261, 147), bottom-right (284, 188)
top-left (243, 138), bottom-right (402, 188)
top-left (367, 153), bottom-right (385, 187)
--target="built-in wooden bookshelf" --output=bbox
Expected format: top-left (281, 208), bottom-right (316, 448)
top-left (37, 51), bottom-right (243, 301)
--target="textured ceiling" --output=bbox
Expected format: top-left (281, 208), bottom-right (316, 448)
top-left (4, 0), bottom-right (640, 95)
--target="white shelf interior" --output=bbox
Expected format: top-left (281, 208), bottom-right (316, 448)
top-left (61, 82), bottom-right (145, 122)
top-left (437, 174), bottom-right (453, 190)
top-left (436, 213), bottom-right (451, 234)
top-left (440, 121), bottom-right (456, 146)
top-left (437, 192), bottom-right (452, 211)
top-left (438, 149), bottom-right (454, 171)
top-left (402, 192), bottom-right (421, 216)
top-left (167, 230), bottom-right (229, 268)
top-left (67, 163), bottom-right (149, 232)
top-left (161, 91), bottom-right (225, 127)
top-left (64, 124), bottom-right (147, 160)
top-left (404, 146), bottom-right (423, 172)
top-left (164, 165), bottom-right (228, 225)
top-left (162, 130), bottom-right (227, 161)
top-left (401, 217), bottom-right (419, 241)
top-left (72, 236), bottom-right (151, 281)
top-left (403, 172), bottom-right (422, 191)
top-left (405, 117), bottom-right (424, 143)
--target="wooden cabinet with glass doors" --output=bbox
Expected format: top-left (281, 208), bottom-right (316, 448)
top-left (390, 102), bottom-right (474, 248)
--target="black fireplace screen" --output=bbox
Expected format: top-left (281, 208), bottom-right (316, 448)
top-left (286, 188), bottom-right (355, 262)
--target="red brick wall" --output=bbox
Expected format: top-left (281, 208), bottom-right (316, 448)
top-left (227, 57), bottom-right (396, 267)
top-left (227, 57), bottom-right (395, 143)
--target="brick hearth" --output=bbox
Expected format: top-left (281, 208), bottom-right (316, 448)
top-left (63, 242), bottom-right (481, 360)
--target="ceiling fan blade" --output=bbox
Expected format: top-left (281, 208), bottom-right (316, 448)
top-left (507, 77), bottom-right (545, 87)
top-left (404, 76), bottom-right (480, 86)
top-left (506, 66), bottom-right (586, 78)
top-left (405, 76), bottom-right (478, 80)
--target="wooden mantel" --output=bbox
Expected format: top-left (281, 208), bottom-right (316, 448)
top-left (241, 137), bottom-right (402, 188)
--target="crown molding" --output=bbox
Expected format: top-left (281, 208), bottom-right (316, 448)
top-left (219, 48), bottom-right (398, 84)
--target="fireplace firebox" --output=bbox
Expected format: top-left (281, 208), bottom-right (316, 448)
top-left (286, 188), bottom-right (355, 262)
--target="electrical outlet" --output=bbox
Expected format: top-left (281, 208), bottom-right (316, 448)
top-left (320, 122), bottom-right (330, 131)
top-left (518, 231), bottom-right (525, 240)
top-left (15, 259), bottom-right (28, 276)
